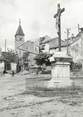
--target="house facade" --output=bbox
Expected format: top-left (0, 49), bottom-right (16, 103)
top-left (15, 20), bottom-right (83, 69)
top-left (17, 40), bottom-right (39, 67)
top-left (40, 29), bottom-right (83, 63)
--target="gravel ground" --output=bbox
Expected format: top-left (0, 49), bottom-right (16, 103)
top-left (0, 73), bottom-right (83, 117)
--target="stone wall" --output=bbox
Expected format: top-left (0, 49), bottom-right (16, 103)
top-left (69, 38), bottom-right (81, 62)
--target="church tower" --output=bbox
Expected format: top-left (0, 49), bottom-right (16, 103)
top-left (15, 20), bottom-right (25, 57)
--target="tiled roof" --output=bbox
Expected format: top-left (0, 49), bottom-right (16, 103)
top-left (41, 31), bottom-right (83, 49)
top-left (40, 35), bottom-right (51, 44)
top-left (17, 40), bottom-right (39, 54)
top-left (15, 24), bottom-right (24, 37)
top-left (49, 38), bottom-right (67, 49)
top-left (41, 37), bottom-right (67, 49)
top-left (64, 31), bottom-right (82, 46)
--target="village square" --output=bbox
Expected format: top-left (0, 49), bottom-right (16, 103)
top-left (0, 0), bottom-right (83, 117)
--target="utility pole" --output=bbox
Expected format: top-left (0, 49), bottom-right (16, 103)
top-left (5, 39), bottom-right (6, 52)
top-left (4, 39), bottom-right (7, 72)
top-left (54, 3), bottom-right (65, 51)
top-left (78, 24), bottom-right (80, 33)
top-left (66, 28), bottom-right (70, 55)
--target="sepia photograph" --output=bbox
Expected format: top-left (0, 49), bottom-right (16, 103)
top-left (0, 0), bottom-right (83, 116)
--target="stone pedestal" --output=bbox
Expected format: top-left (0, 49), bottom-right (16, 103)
top-left (48, 52), bottom-right (72, 88)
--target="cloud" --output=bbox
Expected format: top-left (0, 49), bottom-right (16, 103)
top-left (0, 0), bottom-right (83, 50)
top-left (0, 0), bottom-right (16, 6)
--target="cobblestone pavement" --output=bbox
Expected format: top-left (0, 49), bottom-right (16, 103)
top-left (0, 73), bottom-right (83, 117)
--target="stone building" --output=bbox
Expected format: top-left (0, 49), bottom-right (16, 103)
top-left (40, 28), bottom-right (83, 64)
top-left (18, 40), bottom-right (39, 67)
top-left (15, 20), bottom-right (83, 69)
top-left (15, 21), bottom-right (39, 69)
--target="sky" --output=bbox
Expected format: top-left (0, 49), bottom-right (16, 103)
top-left (0, 0), bottom-right (83, 50)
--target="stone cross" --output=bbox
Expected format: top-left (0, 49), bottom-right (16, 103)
top-left (54, 4), bottom-right (65, 51)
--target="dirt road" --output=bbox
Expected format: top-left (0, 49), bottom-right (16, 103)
top-left (0, 73), bottom-right (83, 117)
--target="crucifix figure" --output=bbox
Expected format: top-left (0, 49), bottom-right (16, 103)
top-left (54, 4), bottom-right (65, 51)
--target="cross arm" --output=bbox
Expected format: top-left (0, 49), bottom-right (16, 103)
top-left (54, 13), bottom-right (58, 18)
top-left (61, 8), bottom-right (65, 13)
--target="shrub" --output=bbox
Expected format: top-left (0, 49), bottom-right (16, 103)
top-left (70, 61), bottom-right (82, 71)
top-left (35, 52), bottom-right (51, 66)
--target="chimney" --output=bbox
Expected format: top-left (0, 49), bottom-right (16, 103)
top-left (78, 24), bottom-right (80, 33)
top-left (71, 33), bottom-right (74, 42)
